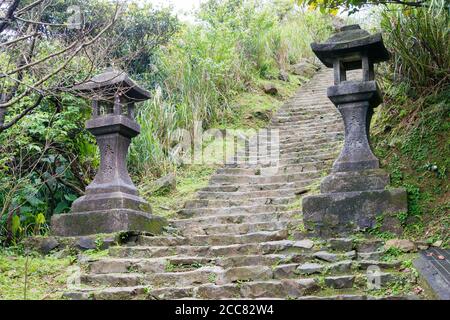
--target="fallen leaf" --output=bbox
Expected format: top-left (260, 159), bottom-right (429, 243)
top-left (426, 252), bottom-right (434, 257)
top-left (437, 255), bottom-right (445, 260)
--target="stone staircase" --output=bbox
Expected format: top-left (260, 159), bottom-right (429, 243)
top-left (64, 68), bottom-right (419, 300)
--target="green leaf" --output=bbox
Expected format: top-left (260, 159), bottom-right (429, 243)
top-left (54, 201), bottom-right (70, 214)
top-left (64, 194), bottom-right (78, 202)
top-left (25, 194), bottom-right (44, 207)
top-left (35, 213), bottom-right (46, 225)
top-left (11, 215), bottom-right (21, 235)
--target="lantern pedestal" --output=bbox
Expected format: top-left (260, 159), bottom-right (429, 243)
top-left (302, 84), bottom-right (408, 237)
top-left (302, 188), bottom-right (407, 238)
top-left (51, 209), bottom-right (166, 237)
top-left (51, 70), bottom-right (167, 236)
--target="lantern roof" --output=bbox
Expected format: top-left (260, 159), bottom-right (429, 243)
top-left (73, 68), bottom-right (151, 101)
top-left (311, 25), bottom-right (390, 68)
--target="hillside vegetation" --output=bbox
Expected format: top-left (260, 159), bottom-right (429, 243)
top-left (372, 3), bottom-right (449, 244)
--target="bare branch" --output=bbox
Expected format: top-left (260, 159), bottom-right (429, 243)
top-left (15, 0), bottom-right (44, 16)
top-left (14, 15), bottom-right (73, 27)
top-left (0, 94), bottom-right (43, 132)
top-left (0, 32), bottom-right (38, 47)
top-left (0, 40), bottom-right (80, 78)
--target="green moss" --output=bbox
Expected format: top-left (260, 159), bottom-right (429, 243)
top-left (220, 74), bottom-right (306, 130)
top-left (81, 249), bottom-right (109, 260)
top-left (372, 87), bottom-right (449, 244)
top-left (208, 273), bottom-right (217, 284)
top-left (139, 164), bottom-right (217, 219)
top-left (0, 249), bottom-right (72, 300)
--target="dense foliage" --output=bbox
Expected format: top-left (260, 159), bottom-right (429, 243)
top-left (372, 3), bottom-right (449, 242)
top-left (298, 0), bottom-right (447, 14)
top-left (0, 0), bottom-right (178, 244)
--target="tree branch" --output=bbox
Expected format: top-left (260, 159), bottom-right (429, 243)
top-left (0, 32), bottom-right (38, 47)
top-left (15, 0), bottom-right (44, 16)
top-left (0, 94), bottom-right (43, 132)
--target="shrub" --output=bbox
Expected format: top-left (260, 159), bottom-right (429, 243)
top-left (380, 1), bottom-right (449, 95)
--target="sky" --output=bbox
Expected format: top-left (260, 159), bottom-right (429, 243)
top-left (142, 0), bottom-right (375, 25)
top-left (146, 0), bottom-right (203, 16)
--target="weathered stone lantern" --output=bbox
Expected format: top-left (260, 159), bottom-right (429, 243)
top-left (302, 25), bottom-right (407, 237)
top-left (51, 69), bottom-right (166, 236)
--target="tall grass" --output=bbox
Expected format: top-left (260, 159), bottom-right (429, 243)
top-left (130, 1), bottom-right (333, 177)
top-left (380, 1), bottom-right (449, 95)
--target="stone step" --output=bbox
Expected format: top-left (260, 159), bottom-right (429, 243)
top-left (181, 220), bottom-right (295, 236)
top-left (208, 179), bottom-right (320, 192)
top-left (272, 112), bottom-right (340, 122)
top-left (65, 278), bottom-right (320, 300)
top-left (208, 171), bottom-right (321, 185)
top-left (63, 286), bottom-right (148, 300)
top-left (150, 274), bottom-right (360, 299)
top-left (278, 127), bottom-right (343, 137)
top-left (204, 179), bottom-right (318, 192)
top-left (236, 145), bottom-right (337, 157)
top-left (87, 253), bottom-right (311, 275)
top-left (214, 161), bottom-right (330, 176)
top-left (196, 188), bottom-right (297, 200)
top-left (199, 181), bottom-right (298, 192)
top-left (177, 204), bottom-right (291, 218)
top-left (171, 210), bottom-right (300, 227)
top-left (67, 280), bottom-right (418, 300)
top-left (280, 143), bottom-right (341, 155)
top-left (109, 239), bottom-right (315, 259)
top-left (280, 136), bottom-right (343, 149)
top-left (284, 100), bottom-right (332, 106)
top-left (249, 129), bottom-right (343, 142)
top-left (279, 130), bottom-right (343, 141)
top-left (138, 230), bottom-right (289, 246)
top-left (281, 105), bottom-right (333, 112)
top-left (279, 151), bottom-right (338, 162)
top-left (234, 150), bottom-right (338, 162)
top-left (242, 141), bottom-right (340, 155)
top-left (96, 245), bottom-right (387, 274)
top-left (82, 263), bottom-right (346, 289)
top-left (275, 109), bottom-right (338, 118)
top-left (270, 118), bottom-right (341, 127)
top-left (270, 119), bottom-right (342, 129)
top-left (183, 196), bottom-right (296, 209)
top-left (225, 159), bottom-right (332, 170)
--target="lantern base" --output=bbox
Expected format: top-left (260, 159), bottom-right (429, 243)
top-left (302, 188), bottom-right (407, 238)
top-left (70, 191), bottom-right (151, 213)
top-left (321, 169), bottom-right (390, 193)
top-left (51, 209), bottom-right (167, 237)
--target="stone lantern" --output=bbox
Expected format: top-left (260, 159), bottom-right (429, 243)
top-left (302, 25), bottom-right (407, 237)
top-left (51, 69), bottom-right (166, 236)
